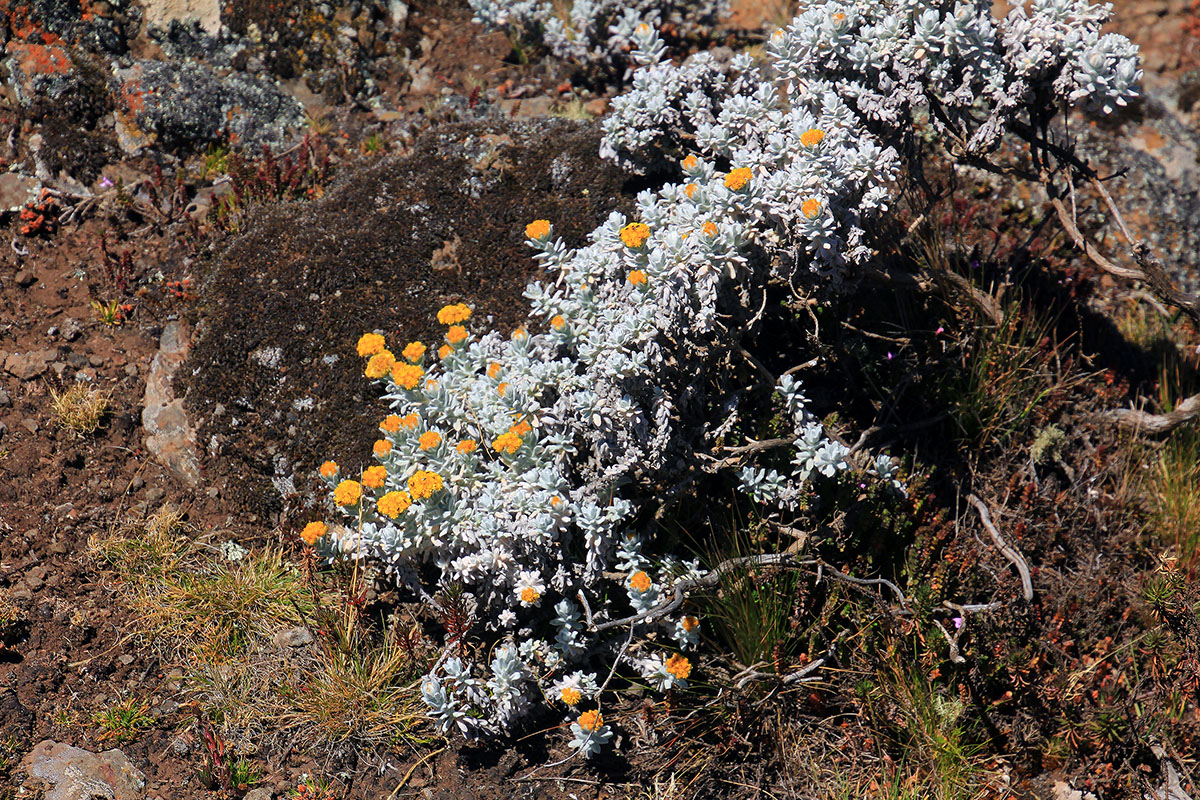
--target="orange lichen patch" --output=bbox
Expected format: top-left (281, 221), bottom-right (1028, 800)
top-left (7, 42), bottom-right (72, 76)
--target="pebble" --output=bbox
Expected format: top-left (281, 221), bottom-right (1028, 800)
top-left (89, 354), bottom-right (105, 368)
top-left (0, 387), bottom-right (9, 406)
top-left (14, 269), bottom-right (36, 287)
top-left (145, 487), bottom-right (166, 504)
top-left (130, 476), bottom-right (145, 490)
top-left (24, 566), bottom-right (46, 590)
top-left (118, 653), bottom-right (135, 666)
top-left (125, 364), bottom-right (139, 377)
top-left (273, 626), bottom-right (314, 648)
top-left (21, 418), bottom-right (38, 434)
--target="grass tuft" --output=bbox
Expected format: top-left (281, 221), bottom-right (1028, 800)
top-left (50, 382), bottom-right (110, 434)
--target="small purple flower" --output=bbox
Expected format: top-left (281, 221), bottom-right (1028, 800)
top-left (935, 326), bottom-right (944, 335)
top-left (99, 176), bottom-right (114, 189)
top-left (969, 259), bottom-right (980, 270)
top-left (952, 616), bottom-right (964, 630)
top-left (886, 352), bottom-right (893, 360)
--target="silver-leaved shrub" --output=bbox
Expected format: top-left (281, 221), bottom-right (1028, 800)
top-left (314, 0), bottom-right (1138, 752)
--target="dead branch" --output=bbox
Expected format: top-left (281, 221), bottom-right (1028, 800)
top-left (1105, 392), bottom-right (1200, 435)
top-left (966, 494), bottom-right (1034, 601)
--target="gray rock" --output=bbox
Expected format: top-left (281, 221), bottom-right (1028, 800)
top-left (142, 322), bottom-right (201, 487)
top-left (5, 350), bottom-right (57, 380)
top-left (243, 788), bottom-right (274, 800)
top-left (112, 60), bottom-right (304, 152)
top-left (0, 387), bottom-right (10, 407)
top-left (22, 740), bottom-right (147, 800)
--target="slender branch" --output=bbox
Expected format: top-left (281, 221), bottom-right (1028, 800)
top-left (590, 553), bottom-right (818, 632)
top-left (966, 494), bottom-right (1034, 601)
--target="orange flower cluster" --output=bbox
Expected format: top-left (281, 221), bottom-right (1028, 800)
top-left (526, 219), bottom-right (551, 239)
top-left (724, 167), bottom-right (753, 191)
top-left (300, 521), bottom-right (326, 545)
top-left (437, 303), bottom-right (471, 325)
top-left (334, 479), bottom-right (362, 506)
top-left (377, 490), bottom-right (413, 518)
top-left (407, 470), bottom-right (443, 500)
top-left (619, 222), bottom-right (650, 248)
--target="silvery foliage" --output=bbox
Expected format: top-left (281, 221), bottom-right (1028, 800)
top-left (326, 0), bottom-right (1140, 744)
top-left (602, 0), bottom-right (1140, 239)
top-left (467, 0), bottom-right (725, 69)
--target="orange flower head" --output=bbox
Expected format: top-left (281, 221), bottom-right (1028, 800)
top-left (492, 431), bottom-right (522, 454)
top-left (724, 167), bottom-right (752, 191)
top-left (512, 327), bottom-right (527, 342)
top-left (800, 128), bottom-right (825, 147)
top-left (630, 571), bottom-right (653, 592)
top-left (456, 439), bottom-right (478, 454)
top-left (550, 315), bottom-right (566, 330)
top-left (377, 490), bottom-right (412, 518)
top-left (334, 479), bottom-right (362, 507)
top-left (437, 303), bottom-right (471, 325)
top-left (702, 221), bottom-right (718, 237)
top-left (402, 341), bottom-right (426, 362)
top-left (802, 198), bottom-right (822, 219)
top-left (373, 439), bottom-right (393, 457)
top-left (438, 344), bottom-right (452, 359)
top-left (510, 419), bottom-right (532, 436)
top-left (419, 431), bottom-right (442, 450)
top-left (832, 11), bottom-right (845, 21)
top-left (681, 155), bottom-right (698, 170)
top-left (446, 325), bottom-right (468, 345)
top-left (681, 615), bottom-right (700, 632)
top-left (665, 653), bottom-right (692, 680)
top-left (560, 687), bottom-right (582, 706)
top-left (362, 465), bottom-right (387, 489)
top-left (620, 222), bottom-right (651, 248)
top-left (356, 332), bottom-right (386, 357)
top-left (319, 460), bottom-right (339, 479)
top-left (520, 586), bottom-right (540, 604)
top-left (684, 183), bottom-right (698, 198)
top-left (407, 470), bottom-right (444, 500)
top-left (401, 413), bottom-right (420, 430)
top-left (497, 382), bottom-right (509, 397)
top-left (381, 415), bottom-right (402, 433)
top-left (550, 495), bottom-right (563, 507)
top-left (526, 219), bottom-right (551, 240)
top-left (300, 521), bottom-right (327, 545)
top-left (391, 362), bottom-right (425, 390)
top-left (487, 362), bottom-right (502, 378)
top-left (577, 710), bottom-right (603, 732)
top-left (627, 269), bottom-right (647, 287)
top-left (365, 350), bottom-right (396, 379)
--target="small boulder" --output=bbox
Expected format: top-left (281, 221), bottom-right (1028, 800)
top-left (22, 740), bottom-right (146, 800)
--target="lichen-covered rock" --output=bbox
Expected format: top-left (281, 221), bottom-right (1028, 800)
top-left (21, 740), bottom-right (146, 800)
top-left (113, 59), bottom-right (305, 151)
top-left (179, 118), bottom-right (636, 517)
